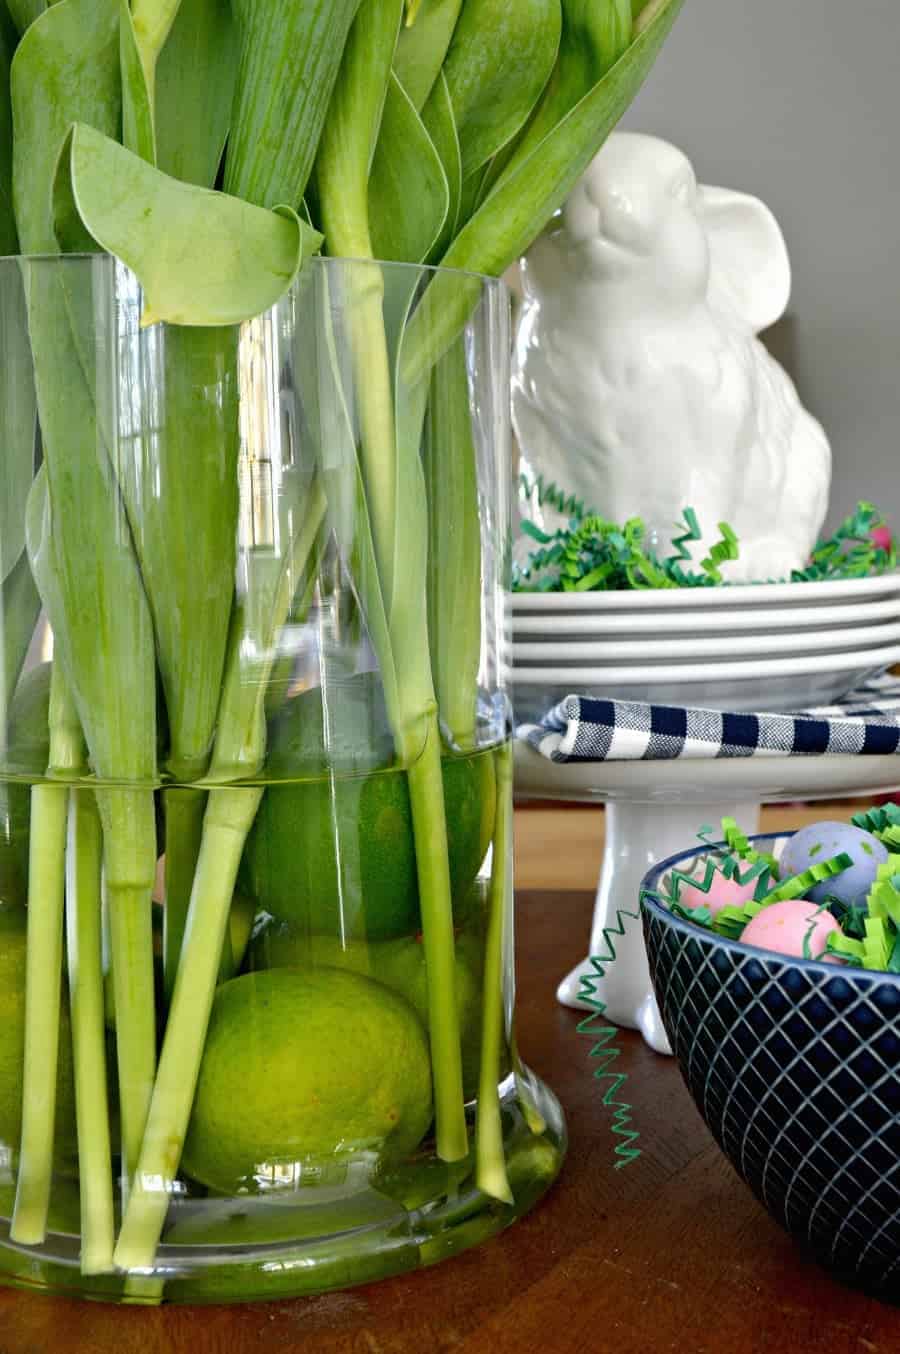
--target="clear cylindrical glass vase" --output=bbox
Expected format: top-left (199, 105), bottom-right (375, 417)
top-left (0, 253), bottom-right (565, 1303)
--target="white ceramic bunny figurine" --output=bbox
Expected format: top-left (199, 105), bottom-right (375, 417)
top-left (511, 132), bottom-right (831, 582)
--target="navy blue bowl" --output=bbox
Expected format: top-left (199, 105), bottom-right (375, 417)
top-left (641, 833), bottom-right (900, 1298)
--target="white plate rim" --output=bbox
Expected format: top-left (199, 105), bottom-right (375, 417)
top-left (509, 596), bottom-right (900, 636)
top-left (511, 621), bottom-right (900, 663)
top-left (504, 644), bottom-right (900, 684)
top-left (509, 572), bottom-right (900, 611)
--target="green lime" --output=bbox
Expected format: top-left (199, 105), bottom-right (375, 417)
top-left (263, 670), bottom-right (395, 779)
top-left (250, 928), bottom-right (486, 1097)
top-left (181, 967), bottom-right (433, 1194)
top-left (241, 674), bottom-right (497, 941)
top-left (0, 903), bottom-right (78, 1164)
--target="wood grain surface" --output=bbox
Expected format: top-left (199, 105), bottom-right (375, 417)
top-left (0, 830), bottom-right (897, 1351)
top-left (513, 799), bottom-right (867, 892)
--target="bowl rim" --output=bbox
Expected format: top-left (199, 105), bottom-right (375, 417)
top-left (640, 830), bottom-right (900, 985)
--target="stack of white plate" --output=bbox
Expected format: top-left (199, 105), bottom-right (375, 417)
top-left (509, 574), bottom-right (900, 721)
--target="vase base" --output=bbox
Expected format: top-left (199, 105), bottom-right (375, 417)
top-left (0, 1071), bottom-right (566, 1305)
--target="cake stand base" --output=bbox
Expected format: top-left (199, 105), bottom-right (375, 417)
top-left (556, 799), bottom-right (761, 1053)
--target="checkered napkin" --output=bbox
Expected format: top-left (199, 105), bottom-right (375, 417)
top-left (518, 673), bottom-right (900, 762)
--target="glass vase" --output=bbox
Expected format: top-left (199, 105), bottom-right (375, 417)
top-left (0, 253), bottom-right (565, 1303)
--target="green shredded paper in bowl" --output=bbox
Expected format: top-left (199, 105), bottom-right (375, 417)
top-left (655, 813), bottom-right (900, 973)
top-left (513, 480), bottom-right (896, 592)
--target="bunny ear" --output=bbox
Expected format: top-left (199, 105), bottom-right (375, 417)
top-left (699, 185), bottom-right (791, 334)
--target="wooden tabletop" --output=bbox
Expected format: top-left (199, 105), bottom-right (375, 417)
top-left (1, 817), bottom-right (898, 1350)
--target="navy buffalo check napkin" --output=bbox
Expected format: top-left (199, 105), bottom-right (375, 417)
top-left (518, 674), bottom-right (900, 763)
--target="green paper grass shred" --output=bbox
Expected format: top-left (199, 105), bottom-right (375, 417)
top-left (660, 851), bottom-right (856, 943)
top-left (866, 863), bottom-right (900, 927)
top-left (862, 916), bottom-right (893, 972)
top-left (577, 908), bottom-right (641, 1170)
top-left (826, 931), bottom-right (865, 965)
top-left (720, 817), bottom-right (780, 881)
top-left (664, 822), bottom-right (900, 974)
top-left (754, 854), bottom-right (854, 907)
top-left (888, 930), bottom-right (900, 975)
top-left (849, 796), bottom-right (898, 839)
top-left (668, 854), bottom-right (772, 907)
top-left (514, 485), bottom-right (895, 592)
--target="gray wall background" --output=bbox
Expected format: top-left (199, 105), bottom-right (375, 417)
top-left (622, 0), bottom-right (900, 534)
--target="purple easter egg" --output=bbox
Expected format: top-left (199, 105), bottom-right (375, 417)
top-left (779, 821), bottom-right (887, 906)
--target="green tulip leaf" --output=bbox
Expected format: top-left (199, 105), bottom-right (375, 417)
top-left (393, 0), bottom-right (461, 111)
top-left (155, 0), bottom-right (237, 188)
top-left (370, 73), bottom-right (448, 265)
top-left (437, 0), bottom-right (561, 180)
top-left (130, 0), bottom-right (181, 77)
top-left (0, 14), bottom-right (17, 255)
top-left (22, 299), bottom-right (158, 785)
top-left (406, 0), bottom-right (684, 378)
top-left (315, 0), bottom-right (403, 258)
top-left (120, 0), bottom-right (156, 163)
top-left (10, 0), bottom-right (120, 254)
top-left (0, 547), bottom-right (41, 715)
top-left (116, 324), bottom-right (240, 781)
top-left (489, 0), bottom-right (633, 196)
top-left (63, 123), bottom-right (321, 326)
top-left (0, 268), bottom-right (37, 583)
top-left (421, 70), bottom-right (461, 260)
top-left (225, 0), bottom-right (362, 210)
top-left (6, 0), bottom-right (45, 34)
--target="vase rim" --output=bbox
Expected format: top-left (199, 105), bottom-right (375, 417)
top-left (0, 250), bottom-right (510, 295)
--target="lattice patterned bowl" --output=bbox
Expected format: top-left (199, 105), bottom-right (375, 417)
top-left (640, 834), bottom-right (900, 1299)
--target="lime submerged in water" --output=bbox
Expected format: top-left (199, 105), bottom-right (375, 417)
top-left (181, 966), bottom-right (434, 1195)
top-left (241, 675), bottom-right (497, 941)
top-left (249, 927), bottom-right (488, 1099)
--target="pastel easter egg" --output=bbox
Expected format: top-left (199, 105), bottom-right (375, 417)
top-left (677, 872), bottom-right (760, 917)
top-left (779, 821), bottom-right (887, 906)
top-left (871, 525), bottom-right (893, 553)
top-left (740, 899), bottom-right (841, 961)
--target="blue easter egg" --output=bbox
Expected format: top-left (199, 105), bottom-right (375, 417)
top-left (779, 820), bottom-right (887, 906)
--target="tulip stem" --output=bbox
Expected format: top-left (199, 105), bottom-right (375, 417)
top-left (475, 740), bottom-right (513, 1203)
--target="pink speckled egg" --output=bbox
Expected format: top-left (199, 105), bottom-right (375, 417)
top-left (740, 899), bottom-right (841, 961)
top-left (677, 872), bottom-right (760, 917)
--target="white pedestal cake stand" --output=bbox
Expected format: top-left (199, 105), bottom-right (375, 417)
top-left (514, 744), bottom-right (900, 1055)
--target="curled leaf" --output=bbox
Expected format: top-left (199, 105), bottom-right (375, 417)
top-left (63, 123), bottom-right (321, 326)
